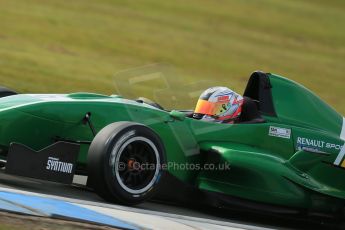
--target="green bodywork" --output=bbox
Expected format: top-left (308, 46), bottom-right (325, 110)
top-left (0, 73), bottom-right (344, 214)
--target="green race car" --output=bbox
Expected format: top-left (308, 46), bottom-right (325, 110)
top-left (0, 71), bottom-right (344, 219)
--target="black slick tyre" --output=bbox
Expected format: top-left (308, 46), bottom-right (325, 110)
top-left (87, 122), bottom-right (166, 205)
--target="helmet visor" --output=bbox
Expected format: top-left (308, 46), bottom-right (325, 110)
top-left (194, 99), bottom-right (225, 116)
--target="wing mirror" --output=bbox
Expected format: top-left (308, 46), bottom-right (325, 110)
top-left (169, 110), bottom-right (186, 121)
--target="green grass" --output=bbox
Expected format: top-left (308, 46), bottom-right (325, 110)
top-left (0, 0), bottom-right (344, 112)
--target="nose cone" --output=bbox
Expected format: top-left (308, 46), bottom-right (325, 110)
top-left (0, 94), bottom-right (42, 111)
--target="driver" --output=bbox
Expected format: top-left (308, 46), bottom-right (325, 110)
top-left (193, 87), bottom-right (244, 123)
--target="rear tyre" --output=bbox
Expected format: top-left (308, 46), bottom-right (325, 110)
top-left (87, 122), bottom-right (166, 205)
top-left (0, 87), bottom-right (17, 98)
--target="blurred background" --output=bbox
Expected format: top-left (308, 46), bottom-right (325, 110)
top-left (0, 0), bottom-right (344, 112)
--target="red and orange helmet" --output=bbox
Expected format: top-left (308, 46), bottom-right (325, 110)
top-left (193, 87), bottom-right (244, 123)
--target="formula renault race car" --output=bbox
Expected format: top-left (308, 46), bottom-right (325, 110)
top-left (0, 71), bottom-right (344, 219)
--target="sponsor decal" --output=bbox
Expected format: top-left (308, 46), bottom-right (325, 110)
top-left (269, 126), bottom-right (291, 139)
top-left (46, 157), bottom-right (73, 174)
top-left (299, 146), bottom-right (327, 154)
top-left (296, 137), bottom-right (345, 168)
top-left (6, 142), bottom-right (79, 184)
top-left (296, 137), bottom-right (342, 151)
top-left (217, 95), bottom-right (229, 102)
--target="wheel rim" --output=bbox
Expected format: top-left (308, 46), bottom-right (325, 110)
top-left (113, 136), bottom-right (160, 195)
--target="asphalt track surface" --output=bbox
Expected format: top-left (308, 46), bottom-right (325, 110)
top-left (0, 170), bottom-right (342, 230)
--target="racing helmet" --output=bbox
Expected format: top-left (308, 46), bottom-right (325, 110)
top-left (193, 87), bottom-right (244, 123)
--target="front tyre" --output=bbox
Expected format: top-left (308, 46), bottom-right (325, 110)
top-left (87, 122), bottom-right (166, 205)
